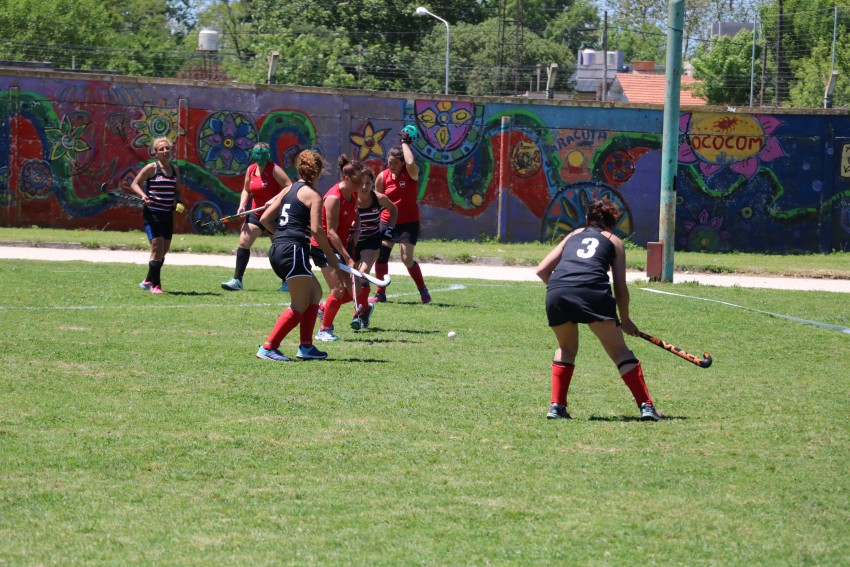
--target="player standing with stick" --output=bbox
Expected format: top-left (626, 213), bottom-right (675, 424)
top-left (370, 128), bottom-right (431, 304)
top-left (131, 136), bottom-right (184, 294)
top-left (221, 143), bottom-right (292, 292)
top-left (349, 168), bottom-right (397, 329)
top-left (535, 199), bottom-right (662, 421)
top-left (313, 155), bottom-right (365, 342)
top-left (255, 149), bottom-right (338, 362)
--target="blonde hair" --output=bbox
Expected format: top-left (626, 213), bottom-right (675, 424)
top-left (152, 137), bottom-right (171, 149)
top-left (295, 150), bottom-right (324, 187)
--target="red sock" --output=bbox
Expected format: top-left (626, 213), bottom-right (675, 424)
top-left (551, 361), bottom-right (575, 406)
top-left (299, 304), bottom-right (320, 347)
top-left (407, 261), bottom-right (426, 290)
top-left (620, 361), bottom-right (652, 407)
top-left (375, 262), bottom-right (389, 294)
top-left (356, 284), bottom-right (371, 315)
top-left (263, 308), bottom-right (302, 350)
top-left (321, 294), bottom-right (346, 329)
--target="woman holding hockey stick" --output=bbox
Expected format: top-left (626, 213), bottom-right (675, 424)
top-left (221, 142), bottom-right (292, 292)
top-left (348, 168), bottom-right (397, 330)
top-left (370, 127), bottom-right (431, 304)
top-left (255, 149), bottom-right (338, 362)
top-left (131, 137), bottom-right (184, 294)
top-left (536, 199), bottom-right (662, 421)
top-left (312, 155), bottom-right (367, 342)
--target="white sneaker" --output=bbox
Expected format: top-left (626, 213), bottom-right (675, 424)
top-left (315, 327), bottom-right (340, 342)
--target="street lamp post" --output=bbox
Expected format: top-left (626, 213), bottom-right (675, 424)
top-left (415, 6), bottom-right (450, 95)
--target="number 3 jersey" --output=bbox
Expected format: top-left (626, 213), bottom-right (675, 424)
top-left (548, 227), bottom-right (616, 289)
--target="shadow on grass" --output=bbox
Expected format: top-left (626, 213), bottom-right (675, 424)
top-left (166, 291), bottom-right (221, 297)
top-left (328, 357), bottom-right (391, 364)
top-left (588, 415), bottom-right (687, 422)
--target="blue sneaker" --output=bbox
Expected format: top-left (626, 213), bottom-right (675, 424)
top-left (640, 402), bottom-right (662, 421)
top-left (278, 280), bottom-right (289, 292)
top-left (350, 316), bottom-right (362, 330)
top-left (256, 346), bottom-right (292, 362)
top-left (296, 344), bottom-right (328, 360)
top-left (546, 403), bottom-right (572, 420)
top-left (221, 277), bottom-right (243, 291)
top-left (139, 280), bottom-right (152, 290)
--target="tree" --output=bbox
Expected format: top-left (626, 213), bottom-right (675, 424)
top-left (0, 0), bottom-right (116, 70)
top-left (691, 29), bottom-right (760, 105)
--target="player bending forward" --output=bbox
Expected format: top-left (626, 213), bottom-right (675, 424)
top-left (535, 199), bottom-right (662, 421)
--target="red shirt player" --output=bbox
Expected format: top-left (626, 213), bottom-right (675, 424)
top-left (371, 129), bottom-right (431, 304)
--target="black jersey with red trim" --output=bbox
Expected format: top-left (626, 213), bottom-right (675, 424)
top-left (358, 191), bottom-right (382, 238)
top-left (548, 227), bottom-right (616, 289)
top-left (272, 182), bottom-right (311, 245)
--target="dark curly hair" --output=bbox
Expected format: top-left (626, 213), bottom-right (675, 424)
top-left (338, 154), bottom-right (366, 180)
top-left (295, 150), bottom-right (324, 187)
top-left (585, 199), bottom-right (620, 231)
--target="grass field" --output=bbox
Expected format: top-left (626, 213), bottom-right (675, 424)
top-left (1, 257), bottom-right (848, 565)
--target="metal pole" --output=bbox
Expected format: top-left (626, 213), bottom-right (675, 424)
top-left (749, 22), bottom-right (757, 107)
top-left (497, 115), bottom-right (512, 241)
top-left (602, 11), bottom-right (608, 101)
top-left (658, 0), bottom-right (684, 282)
top-left (444, 19), bottom-right (450, 95)
top-left (831, 6), bottom-right (838, 73)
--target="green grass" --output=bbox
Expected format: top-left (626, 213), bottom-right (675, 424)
top-left (2, 226), bottom-right (849, 278)
top-left (1, 259), bottom-right (849, 565)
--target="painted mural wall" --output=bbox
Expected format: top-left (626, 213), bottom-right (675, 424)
top-left (1, 69), bottom-right (849, 253)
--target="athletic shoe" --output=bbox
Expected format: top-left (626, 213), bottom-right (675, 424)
top-left (278, 280), bottom-right (289, 292)
top-left (360, 303), bottom-right (374, 328)
top-left (139, 280), bottom-right (152, 290)
top-left (295, 345), bottom-right (328, 360)
top-left (221, 277), bottom-right (243, 291)
top-left (256, 346), bottom-right (292, 362)
top-left (640, 402), bottom-right (662, 421)
top-left (546, 403), bottom-right (572, 420)
top-left (350, 317), bottom-right (363, 330)
top-left (149, 285), bottom-right (164, 295)
top-left (419, 287), bottom-right (432, 304)
top-left (368, 292), bottom-right (386, 304)
top-left (315, 327), bottom-right (340, 342)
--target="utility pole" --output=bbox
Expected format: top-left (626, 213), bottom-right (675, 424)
top-left (601, 11), bottom-right (608, 101)
top-left (775, 0), bottom-right (782, 106)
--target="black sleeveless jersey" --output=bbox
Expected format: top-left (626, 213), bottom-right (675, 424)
top-left (272, 181), bottom-right (312, 246)
top-left (548, 227), bottom-right (616, 289)
top-left (144, 162), bottom-right (178, 213)
top-left (358, 191), bottom-right (382, 238)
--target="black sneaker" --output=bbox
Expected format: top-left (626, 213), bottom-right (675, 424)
top-left (546, 403), bottom-right (571, 420)
top-left (640, 402), bottom-right (662, 421)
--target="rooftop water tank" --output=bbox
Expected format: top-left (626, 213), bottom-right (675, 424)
top-left (198, 28), bottom-right (220, 52)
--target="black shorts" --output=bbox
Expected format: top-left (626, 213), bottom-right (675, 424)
top-left (545, 284), bottom-right (619, 326)
top-left (388, 221), bottom-right (420, 245)
top-left (309, 245), bottom-right (343, 269)
top-left (143, 208), bottom-right (174, 240)
top-left (242, 212), bottom-right (265, 230)
top-left (269, 241), bottom-right (314, 280)
top-left (355, 233), bottom-right (384, 258)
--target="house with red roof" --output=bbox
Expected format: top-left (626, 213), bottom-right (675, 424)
top-left (608, 61), bottom-right (708, 106)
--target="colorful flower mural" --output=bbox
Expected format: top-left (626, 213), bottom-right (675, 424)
top-left (349, 121), bottom-right (390, 160)
top-left (679, 113), bottom-right (786, 179)
top-left (131, 102), bottom-right (183, 149)
top-left (0, 166), bottom-right (13, 207)
top-left (680, 209), bottom-right (732, 251)
top-left (197, 112), bottom-right (257, 176)
top-left (404, 101), bottom-right (484, 165)
top-left (20, 160), bottom-right (54, 201)
top-left (45, 115), bottom-right (91, 163)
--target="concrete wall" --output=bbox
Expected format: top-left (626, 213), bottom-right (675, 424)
top-left (1, 68), bottom-right (849, 252)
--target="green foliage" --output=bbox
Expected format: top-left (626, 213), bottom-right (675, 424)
top-left (1, 260), bottom-right (849, 563)
top-left (691, 29), bottom-right (760, 105)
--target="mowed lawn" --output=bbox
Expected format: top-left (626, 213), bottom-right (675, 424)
top-left (1, 259), bottom-right (848, 565)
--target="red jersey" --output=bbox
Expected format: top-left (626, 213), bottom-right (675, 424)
top-left (246, 162), bottom-right (282, 209)
top-left (311, 182), bottom-right (358, 251)
top-left (380, 168), bottom-right (419, 224)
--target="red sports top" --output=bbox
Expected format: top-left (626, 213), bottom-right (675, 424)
top-left (311, 182), bottom-right (358, 251)
top-left (247, 162), bottom-right (283, 209)
top-left (380, 168), bottom-right (419, 224)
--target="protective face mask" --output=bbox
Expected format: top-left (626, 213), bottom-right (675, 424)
top-left (252, 148), bottom-right (270, 166)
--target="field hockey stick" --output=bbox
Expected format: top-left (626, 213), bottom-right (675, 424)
top-left (195, 204), bottom-right (270, 231)
top-left (100, 182), bottom-right (144, 204)
top-left (638, 331), bottom-right (713, 368)
top-left (338, 263), bottom-right (391, 287)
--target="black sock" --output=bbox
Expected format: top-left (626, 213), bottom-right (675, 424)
top-left (235, 247), bottom-right (251, 281)
top-left (148, 260), bottom-right (163, 286)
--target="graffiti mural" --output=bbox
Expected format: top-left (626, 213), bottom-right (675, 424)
top-left (1, 69), bottom-right (849, 252)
